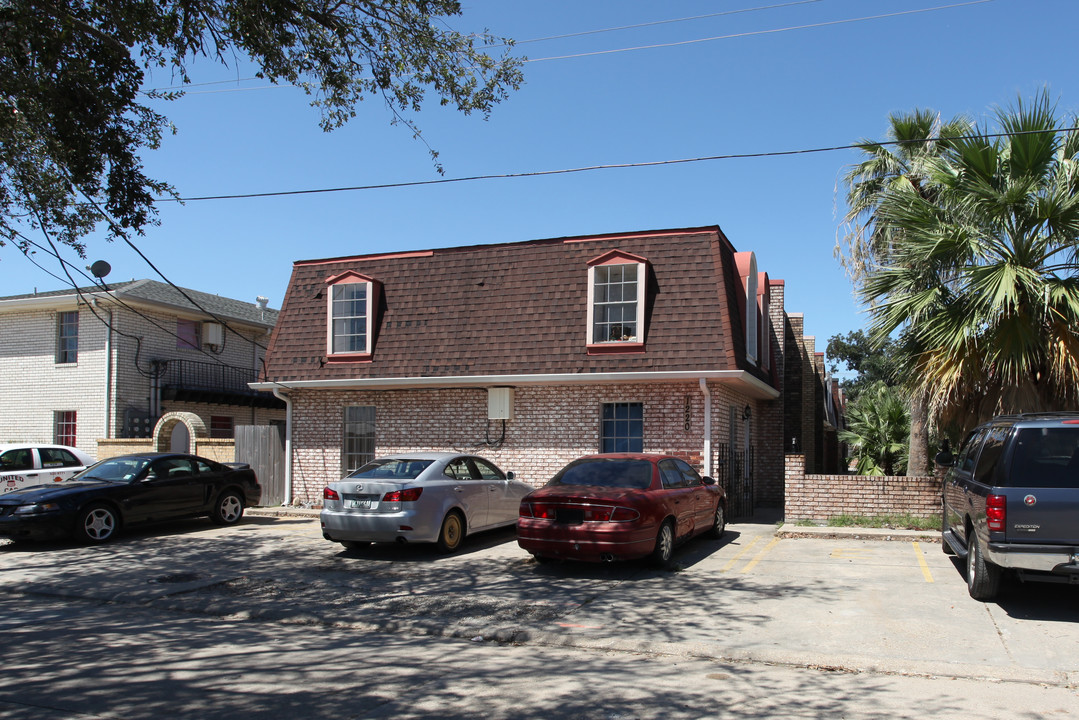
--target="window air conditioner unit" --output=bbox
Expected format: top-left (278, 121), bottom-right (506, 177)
top-left (203, 322), bottom-right (224, 347)
top-left (488, 387), bottom-right (514, 420)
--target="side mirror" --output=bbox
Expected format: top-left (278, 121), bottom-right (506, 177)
top-left (506, 471), bottom-right (515, 481)
top-left (934, 451), bottom-right (955, 467)
top-left (702, 476), bottom-right (716, 486)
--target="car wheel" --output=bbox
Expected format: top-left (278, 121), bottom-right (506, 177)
top-left (966, 535), bottom-right (1001, 601)
top-left (707, 504), bottom-right (726, 539)
top-left (436, 511), bottom-right (465, 553)
top-left (650, 521), bottom-right (675, 569)
top-left (210, 490), bottom-right (245, 526)
top-left (75, 503), bottom-right (119, 544)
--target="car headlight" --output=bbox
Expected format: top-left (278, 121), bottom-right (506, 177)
top-left (14, 502), bottom-right (61, 515)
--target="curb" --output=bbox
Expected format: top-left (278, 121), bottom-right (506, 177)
top-left (776, 523), bottom-right (939, 542)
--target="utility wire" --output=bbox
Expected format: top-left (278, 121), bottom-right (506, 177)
top-left (17, 233), bottom-right (270, 378)
top-left (159, 126), bottom-right (1079, 203)
top-left (144, 0), bottom-right (990, 94)
top-left (485, 0), bottom-right (824, 47)
top-left (527, 0), bottom-right (993, 62)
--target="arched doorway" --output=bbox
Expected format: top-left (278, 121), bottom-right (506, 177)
top-left (152, 412), bottom-right (208, 453)
top-left (170, 422), bottom-right (190, 453)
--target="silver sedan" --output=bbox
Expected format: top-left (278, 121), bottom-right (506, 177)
top-left (320, 453), bottom-right (533, 553)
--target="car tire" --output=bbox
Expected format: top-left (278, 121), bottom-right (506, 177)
top-left (210, 490), bottom-right (245, 526)
top-left (75, 503), bottom-right (119, 544)
top-left (436, 511), bottom-right (465, 553)
top-left (650, 521), bottom-right (675, 569)
top-left (966, 534), bottom-right (1001, 601)
top-left (707, 504), bottom-right (726, 539)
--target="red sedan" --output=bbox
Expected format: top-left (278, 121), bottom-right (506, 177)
top-left (517, 454), bottom-right (726, 567)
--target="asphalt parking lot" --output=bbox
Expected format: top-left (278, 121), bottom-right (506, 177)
top-left (1, 509), bottom-right (1076, 688)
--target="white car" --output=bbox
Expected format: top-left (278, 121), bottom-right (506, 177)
top-left (0, 444), bottom-right (96, 493)
top-left (320, 453), bottom-right (534, 553)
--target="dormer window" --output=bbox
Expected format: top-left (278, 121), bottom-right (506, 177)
top-left (326, 271), bottom-right (378, 360)
top-left (587, 250), bottom-right (647, 354)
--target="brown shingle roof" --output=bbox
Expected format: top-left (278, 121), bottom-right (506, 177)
top-left (262, 226), bottom-right (768, 384)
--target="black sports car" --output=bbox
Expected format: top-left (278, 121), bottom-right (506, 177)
top-left (0, 453), bottom-right (262, 544)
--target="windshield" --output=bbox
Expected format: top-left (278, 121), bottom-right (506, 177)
top-left (549, 459), bottom-right (654, 489)
top-left (347, 459), bottom-right (434, 480)
top-left (74, 457), bottom-right (151, 483)
top-left (1008, 428), bottom-right (1079, 488)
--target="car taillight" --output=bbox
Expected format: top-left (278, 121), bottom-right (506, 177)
top-left (524, 503), bottom-right (556, 519)
top-left (583, 506), bottom-right (639, 522)
top-left (383, 487), bottom-right (423, 502)
top-left (987, 494), bottom-right (1006, 532)
top-left (323, 488), bottom-right (340, 501)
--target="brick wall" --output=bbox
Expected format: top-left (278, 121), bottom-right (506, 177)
top-left (288, 381), bottom-right (780, 505)
top-left (96, 437), bottom-right (235, 462)
top-left (784, 454), bottom-right (940, 521)
top-left (0, 306), bottom-right (108, 457)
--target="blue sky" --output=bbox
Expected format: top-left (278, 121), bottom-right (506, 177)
top-left (7, 0), bottom-right (1077, 372)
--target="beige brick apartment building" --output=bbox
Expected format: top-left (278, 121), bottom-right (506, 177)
top-left (254, 225), bottom-right (844, 514)
top-left (0, 280), bottom-right (284, 459)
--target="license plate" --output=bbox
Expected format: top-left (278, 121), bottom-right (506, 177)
top-left (345, 498), bottom-right (376, 510)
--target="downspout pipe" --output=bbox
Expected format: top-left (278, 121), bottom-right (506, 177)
top-left (272, 387), bottom-right (292, 506)
top-left (699, 378), bottom-right (712, 477)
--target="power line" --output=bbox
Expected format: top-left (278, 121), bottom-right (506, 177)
top-left (160, 126), bottom-right (1078, 203)
top-left (486, 0), bottom-right (824, 47)
top-left (16, 233), bottom-right (270, 376)
top-left (527, 0), bottom-right (994, 62)
top-left (142, 1), bottom-right (990, 94)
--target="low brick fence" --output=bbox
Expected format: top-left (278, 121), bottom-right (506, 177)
top-left (96, 438), bottom-right (235, 463)
top-left (784, 454), bottom-right (940, 522)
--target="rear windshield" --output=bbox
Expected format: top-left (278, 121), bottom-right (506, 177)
top-left (347, 459), bottom-right (434, 480)
top-left (1007, 428), bottom-right (1079, 488)
top-left (549, 459), bottom-right (653, 489)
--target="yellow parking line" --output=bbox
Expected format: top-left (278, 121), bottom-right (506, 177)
top-left (913, 541), bottom-right (934, 583)
top-left (720, 536), bottom-right (760, 572)
top-left (740, 537), bottom-right (781, 573)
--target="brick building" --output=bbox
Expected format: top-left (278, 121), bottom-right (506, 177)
top-left (254, 225), bottom-right (843, 512)
top-left (0, 280), bottom-right (285, 458)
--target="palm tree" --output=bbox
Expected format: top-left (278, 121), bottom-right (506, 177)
top-left (861, 92), bottom-right (1079, 429)
top-left (840, 110), bottom-right (972, 474)
top-left (838, 383), bottom-right (910, 476)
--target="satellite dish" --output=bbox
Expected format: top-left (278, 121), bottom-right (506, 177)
top-left (89, 260), bottom-right (112, 278)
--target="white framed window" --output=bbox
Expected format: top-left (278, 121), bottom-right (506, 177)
top-left (54, 411), bottom-right (77, 446)
top-left (342, 406), bottom-right (376, 474)
top-left (326, 272), bottom-right (377, 358)
top-left (586, 250), bottom-right (647, 351)
top-left (56, 311), bottom-right (78, 363)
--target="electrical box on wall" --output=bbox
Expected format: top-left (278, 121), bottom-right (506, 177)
top-left (488, 387), bottom-right (514, 420)
top-left (203, 322), bottom-right (223, 346)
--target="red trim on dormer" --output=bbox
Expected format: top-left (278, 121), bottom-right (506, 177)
top-left (325, 353), bottom-right (373, 364)
top-left (587, 249), bottom-right (649, 267)
top-left (587, 342), bottom-right (646, 356)
top-left (326, 270), bottom-right (375, 285)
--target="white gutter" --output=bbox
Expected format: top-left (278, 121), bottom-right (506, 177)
top-left (103, 308), bottom-right (113, 439)
top-left (251, 369), bottom-right (779, 400)
top-left (272, 387), bottom-right (293, 506)
top-left (699, 377), bottom-right (712, 477)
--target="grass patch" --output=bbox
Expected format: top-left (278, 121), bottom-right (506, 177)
top-left (826, 514), bottom-right (939, 531)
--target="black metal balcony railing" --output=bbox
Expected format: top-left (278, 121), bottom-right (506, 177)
top-left (158, 359), bottom-right (284, 409)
